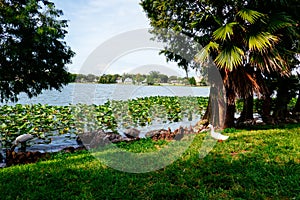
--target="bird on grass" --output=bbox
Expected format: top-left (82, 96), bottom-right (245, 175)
top-left (11, 134), bottom-right (34, 151)
top-left (207, 124), bottom-right (229, 142)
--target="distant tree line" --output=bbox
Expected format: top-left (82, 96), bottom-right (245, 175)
top-left (68, 71), bottom-right (208, 86)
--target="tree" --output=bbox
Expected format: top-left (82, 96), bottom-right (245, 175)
top-left (146, 75), bottom-right (154, 85)
top-left (98, 74), bottom-right (119, 84)
top-left (68, 73), bottom-right (77, 83)
top-left (245, 0), bottom-right (300, 122)
top-left (0, 0), bottom-right (75, 102)
top-left (158, 74), bottom-right (168, 83)
top-left (121, 73), bottom-right (132, 83)
top-left (141, 0), bottom-right (298, 128)
top-left (135, 73), bottom-right (145, 84)
top-left (168, 76), bottom-right (178, 82)
top-left (188, 77), bottom-right (196, 86)
top-left (148, 71), bottom-right (160, 79)
top-left (86, 74), bottom-right (97, 82)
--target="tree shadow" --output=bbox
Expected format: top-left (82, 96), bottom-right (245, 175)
top-left (235, 123), bottom-right (300, 131)
top-left (0, 146), bottom-right (299, 199)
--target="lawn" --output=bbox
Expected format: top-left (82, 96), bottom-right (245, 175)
top-left (0, 124), bottom-right (299, 199)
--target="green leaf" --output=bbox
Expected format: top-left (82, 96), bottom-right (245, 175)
top-left (195, 42), bottom-right (219, 64)
top-left (215, 46), bottom-right (244, 70)
top-left (248, 32), bottom-right (278, 51)
top-left (213, 22), bottom-right (238, 41)
top-left (237, 9), bottom-right (265, 24)
top-left (268, 13), bottom-right (294, 33)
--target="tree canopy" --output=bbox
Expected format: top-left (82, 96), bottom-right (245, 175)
top-left (0, 0), bottom-right (75, 102)
top-left (141, 0), bottom-right (299, 127)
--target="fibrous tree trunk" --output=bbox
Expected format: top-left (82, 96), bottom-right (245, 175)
top-left (201, 65), bottom-right (226, 129)
top-left (202, 86), bottom-right (226, 128)
top-left (239, 94), bottom-right (254, 121)
top-left (261, 94), bottom-right (273, 123)
top-left (223, 87), bottom-right (236, 128)
top-left (273, 78), bottom-right (290, 119)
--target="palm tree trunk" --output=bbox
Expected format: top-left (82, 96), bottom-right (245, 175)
top-left (224, 87), bottom-right (236, 128)
top-left (202, 86), bottom-right (226, 128)
top-left (273, 79), bottom-right (289, 119)
top-left (261, 94), bottom-right (273, 123)
top-left (239, 94), bottom-right (254, 121)
top-left (239, 64), bottom-right (254, 121)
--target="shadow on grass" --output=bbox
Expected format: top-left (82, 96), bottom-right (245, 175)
top-left (236, 123), bottom-right (300, 131)
top-left (0, 144), bottom-right (299, 200)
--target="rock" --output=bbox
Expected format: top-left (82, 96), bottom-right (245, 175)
top-left (150, 128), bottom-right (175, 141)
top-left (5, 150), bottom-right (49, 167)
top-left (77, 130), bottom-right (108, 148)
top-left (145, 129), bottom-right (168, 138)
top-left (63, 146), bottom-right (75, 153)
top-left (174, 127), bottom-right (185, 140)
top-left (146, 126), bottom-right (196, 141)
top-left (2, 125), bottom-right (200, 168)
top-left (77, 129), bottom-right (106, 145)
top-left (124, 128), bottom-right (140, 138)
top-left (89, 131), bottom-right (112, 148)
top-left (194, 119), bottom-right (209, 133)
top-left (195, 119), bottom-right (209, 126)
top-left (77, 130), bottom-right (140, 149)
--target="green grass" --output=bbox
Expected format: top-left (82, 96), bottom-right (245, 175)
top-left (1, 124), bottom-right (299, 199)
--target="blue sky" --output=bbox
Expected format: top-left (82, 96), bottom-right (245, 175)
top-left (51, 0), bottom-right (197, 77)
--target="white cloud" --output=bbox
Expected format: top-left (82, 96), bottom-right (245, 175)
top-left (52, 0), bottom-right (150, 73)
top-left (51, 1), bottom-right (197, 77)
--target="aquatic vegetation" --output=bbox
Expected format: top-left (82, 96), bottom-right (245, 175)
top-left (0, 96), bottom-right (208, 148)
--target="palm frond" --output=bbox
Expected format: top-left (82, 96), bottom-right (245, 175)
top-left (250, 49), bottom-right (289, 76)
top-left (215, 46), bottom-right (244, 71)
top-left (194, 41), bottom-right (219, 64)
top-left (248, 32), bottom-right (279, 51)
top-left (213, 22), bottom-right (238, 41)
top-left (237, 9), bottom-right (265, 24)
top-left (268, 13), bottom-right (294, 33)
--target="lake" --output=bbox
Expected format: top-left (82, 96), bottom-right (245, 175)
top-left (0, 84), bottom-right (210, 164)
top-left (2, 83), bottom-right (210, 106)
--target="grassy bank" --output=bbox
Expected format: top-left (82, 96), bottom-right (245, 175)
top-left (1, 124), bottom-right (299, 199)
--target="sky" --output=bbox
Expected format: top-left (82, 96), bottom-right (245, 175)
top-left (51, 0), bottom-right (196, 77)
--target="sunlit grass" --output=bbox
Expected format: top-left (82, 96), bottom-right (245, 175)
top-left (0, 124), bottom-right (299, 199)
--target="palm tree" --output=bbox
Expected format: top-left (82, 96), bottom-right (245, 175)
top-left (195, 7), bottom-right (295, 127)
top-left (141, 0), bottom-right (298, 128)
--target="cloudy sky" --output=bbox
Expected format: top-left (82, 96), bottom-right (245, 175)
top-left (51, 0), bottom-right (194, 77)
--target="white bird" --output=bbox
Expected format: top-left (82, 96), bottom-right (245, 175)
top-left (11, 134), bottom-right (34, 151)
top-left (207, 124), bottom-right (229, 141)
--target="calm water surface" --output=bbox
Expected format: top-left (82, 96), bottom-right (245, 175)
top-left (2, 83), bottom-right (210, 105)
top-left (0, 84), bottom-right (210, 164)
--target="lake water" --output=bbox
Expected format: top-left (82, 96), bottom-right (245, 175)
top-left (0, 84), bottom-right (210, 165)
top-left (2, 83), bottom-right (210, 106)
